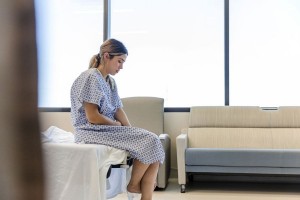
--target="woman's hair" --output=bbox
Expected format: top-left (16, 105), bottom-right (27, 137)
top-left (89, 38), bottom-right (128, 68)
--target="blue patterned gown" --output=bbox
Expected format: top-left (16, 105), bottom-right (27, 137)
top-left (70, 68), bottom-right (165, 164)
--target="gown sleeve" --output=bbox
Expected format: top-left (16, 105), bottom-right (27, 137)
top-left (78, 73), bottom-right (103, 106)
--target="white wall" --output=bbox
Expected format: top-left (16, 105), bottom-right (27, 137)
top-left (39, 111), bottom-right (190, 171)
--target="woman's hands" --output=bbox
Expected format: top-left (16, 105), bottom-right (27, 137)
top-left (114, 108), bottom-right (131, 126)
top-left (84, 102), bottom-right (122, 126)
top-left (114, 120), bottom-right (122, 126)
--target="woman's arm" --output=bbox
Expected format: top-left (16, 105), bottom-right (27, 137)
top-left (84, 102), bottom-right (121, 126)
top-left (114, 108), bottom-right (131, 126)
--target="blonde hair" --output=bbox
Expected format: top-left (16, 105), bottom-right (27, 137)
top-left (89, 38), bottom-right (128, 69)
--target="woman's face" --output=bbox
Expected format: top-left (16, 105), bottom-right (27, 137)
top-left (107, 54), bottom-right (127, 75)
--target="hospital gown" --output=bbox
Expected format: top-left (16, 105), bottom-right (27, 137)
top-left (70, 68), bottom-right (165, 164)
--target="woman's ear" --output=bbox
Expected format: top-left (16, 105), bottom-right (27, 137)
top-left (104, 52), bottom-right (110, 60)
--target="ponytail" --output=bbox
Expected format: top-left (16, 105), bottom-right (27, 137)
top-left (89, 53), bottom-right (101, 69)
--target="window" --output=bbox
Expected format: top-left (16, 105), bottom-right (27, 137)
top-left (35, 0), bottom-right (104, 107)
top-left (36, 0), bottom-right (300, 109)
top-left (111, 0), bottom-right (224, 107)
top-left (230, 0), bottom-right (300, 106)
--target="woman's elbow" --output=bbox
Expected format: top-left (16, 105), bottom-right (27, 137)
top-left (86, 114), bottom-right (100, 124)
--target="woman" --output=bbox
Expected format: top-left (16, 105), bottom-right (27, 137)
top-left (70, 38), bottom-right (165, 200)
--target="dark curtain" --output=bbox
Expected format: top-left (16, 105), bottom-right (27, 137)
top-left (0, 1), bottom-right (44, 200)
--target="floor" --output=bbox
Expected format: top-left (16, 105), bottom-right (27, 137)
top-left (112, 177), bottom-right (300, 200)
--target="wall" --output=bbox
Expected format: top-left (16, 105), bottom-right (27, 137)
top-left (39, 111), bottom-right (190, 171)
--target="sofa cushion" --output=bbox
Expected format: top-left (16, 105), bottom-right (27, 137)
top-left (269, 106), bottom-right (300, 128)
top-left (185, 148), bottom-right (300, 168)
top-left (188, 128), bottom-right (300, 149)
top-left (189, 106), bottom-right (270, 128)
top-left (189, 106), bottom-right (300, 128)
top-left (185, 165), bottom-right (300, 175)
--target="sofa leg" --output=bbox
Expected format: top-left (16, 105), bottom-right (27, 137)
top-left (180, 184), bottom-right (186, 193)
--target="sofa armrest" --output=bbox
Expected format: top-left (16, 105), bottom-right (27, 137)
top-left (157, 133), bottom-right (171, 188)
top-left (159, 133), bottom-right (171, 164)
top-left (176, 130), bottom-right (188, 185)
top-left (159, 133), bottom-right (170, 143)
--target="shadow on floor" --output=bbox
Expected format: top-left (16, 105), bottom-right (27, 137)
top-left (184, 174), bottom-right (300, 194)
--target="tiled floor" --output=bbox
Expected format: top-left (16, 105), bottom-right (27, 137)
top-left (112, 177), bottom-right (300, 200)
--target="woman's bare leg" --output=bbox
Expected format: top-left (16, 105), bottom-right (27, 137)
top-left (127, 160), bottom-right (159, 197)
top-left (127, 159), bottom-right (150, 193)
top-left (140, 162), bottom-right (159, 200)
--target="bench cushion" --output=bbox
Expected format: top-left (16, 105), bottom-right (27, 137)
top-left (185, 148), bottom-right (300, 168)
top-left (189, 106), bottom-right (269, 128)
top-left (188, 128), bottom-right (300, 149)
top-left (189, 106), bottom-right (300, 128)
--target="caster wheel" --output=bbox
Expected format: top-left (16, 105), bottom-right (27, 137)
top-left (180, 184), bottom-right (186, 193)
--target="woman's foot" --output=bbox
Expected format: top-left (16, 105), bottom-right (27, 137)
top-left (127, 183), bottom-right (141, 194)
top-left (127, 183), bottom-right (141, 200)
top-left (127, 191), bottom-right (140, 200)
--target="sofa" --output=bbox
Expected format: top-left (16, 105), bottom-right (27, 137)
top-left (176, 106), bottom-right (300, 193)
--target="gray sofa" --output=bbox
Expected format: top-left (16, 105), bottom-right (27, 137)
top-left (176, 106), bottom-right (300, 193)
